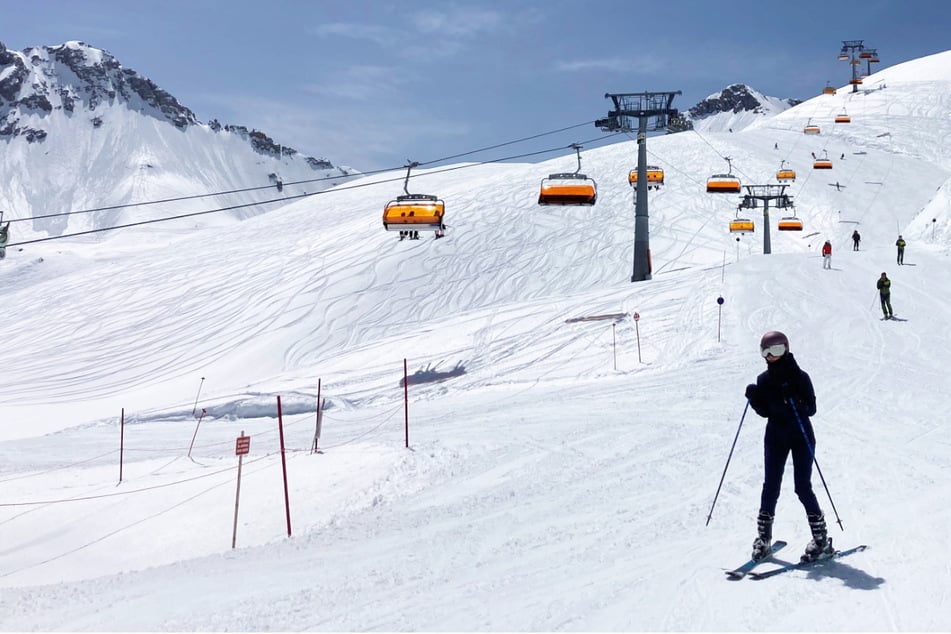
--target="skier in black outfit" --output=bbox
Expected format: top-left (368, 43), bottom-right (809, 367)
top-left (744, 331), bottom-right (834, 563)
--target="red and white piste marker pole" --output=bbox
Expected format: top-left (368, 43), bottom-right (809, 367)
top-left (232, 433), bottom-right (250, 548)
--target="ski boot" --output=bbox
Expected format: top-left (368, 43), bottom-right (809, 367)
top-left (751, 511), bottom-right (773, 560)
top-left (801, 513), bottom-right (835, 563)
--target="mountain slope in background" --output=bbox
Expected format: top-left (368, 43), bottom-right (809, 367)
top-left (686, 83), bottom-right (801, 132)
top-left (0, 40), bottom-right (356, 239)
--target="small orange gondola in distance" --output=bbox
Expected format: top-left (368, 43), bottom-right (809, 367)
top-left (538, 143), bottom-right (597, 206)
top-left (382, 162), bottom-right (447, 237)
top-left (706, 157), bottom-right (741, 193)
top-left (628, 165), bottom-right (665, 190)
top-left (813, 150), bottom-right (833, 169)
top-left (383, 195), bottom-right (445, 230)
top-left (707, 174), bottom-right (741, 193)
top-left (822, 83), bottom-right (837, 95)
top-left (729, 217), bottom-right (754, 233)
top-left (803, 118), bottom-right (820, 135)
top-left (776, 160), bottom-right (796, 182)
top-left (835, 111), bottom-right (851, 124)
top-left (777, 216), bottom-right (803, 231)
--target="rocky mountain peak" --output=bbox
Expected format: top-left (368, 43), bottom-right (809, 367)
top-left (1, 40), bottom-right (197, 137)
top-left (688, 83), bottom-right (801, 119)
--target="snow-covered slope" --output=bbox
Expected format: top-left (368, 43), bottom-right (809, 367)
top-left (0, 50), bottom-right (950, 631)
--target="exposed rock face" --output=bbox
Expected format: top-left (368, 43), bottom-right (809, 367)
top-left (0, 40), bottom-right (344, 171)
top-left (688, 83), bottom-right (801, 120)
top-left (0, 40), bottom-right (198, 140)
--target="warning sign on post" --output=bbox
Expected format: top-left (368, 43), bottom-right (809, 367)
top-left (235, 435), bottom-right (251, 456)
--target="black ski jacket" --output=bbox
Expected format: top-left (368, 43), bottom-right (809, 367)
top-left (747, 352), bottom-right (817, 447)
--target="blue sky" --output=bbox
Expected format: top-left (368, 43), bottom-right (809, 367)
top-left (3, 0), bottom-right (949, 171)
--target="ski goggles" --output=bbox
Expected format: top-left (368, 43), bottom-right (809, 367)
top-left (761, 344), bottom-right (787, 358)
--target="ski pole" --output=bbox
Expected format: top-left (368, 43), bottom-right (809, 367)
top-left (787, 398), bottom-right (844, 531)
top-left (706, 399), bottom-right (750, 526)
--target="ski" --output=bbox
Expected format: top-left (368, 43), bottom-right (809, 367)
top-left (724, 540), bottom-right (787, 580)
top-left (748, 544), bottom-right (868, 580)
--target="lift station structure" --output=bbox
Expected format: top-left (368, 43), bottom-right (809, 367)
top-left (596, 91), bottom-right (680, 282)
top-left (838, 40), bottom-right (878, 92)
top-left (738, 184), bottom-right (796, 254)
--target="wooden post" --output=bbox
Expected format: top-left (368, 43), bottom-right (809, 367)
top-left (633, 312), bottom-right (642, 363)
top-left (312, 378), bottom-right (322, 454)
top-left (191, 376), bottom-right (205, 417)
top-left (232, 431), bottom-right (250, 548)
top-left (612, 323), bottom-right (617, 371)
top-left (119, 408), bottom-right (125, 483)
top-left (187, 408), bottom-right (206, 458)
top-left (277, 396), bottom-right (292, 537)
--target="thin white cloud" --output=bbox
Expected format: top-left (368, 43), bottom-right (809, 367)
top-left (301, 65), bottom-right (403, 101)
top-left (411, 7), bottom-right (505, 37)
top-left (312, 22), bottom-right (394, 47)
top-left (555, 57), bottom-right (655, 73)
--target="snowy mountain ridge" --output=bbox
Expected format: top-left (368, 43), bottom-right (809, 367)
top-left (686, 83), bottom-right (800, 132)
top-left (0, 40), bottom-right (356, 238)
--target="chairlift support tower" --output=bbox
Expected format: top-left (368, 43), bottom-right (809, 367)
top-left (839, 40), bottom-right (865, 93)
top-left (863, 48), bottom-right (880, 78)
top-left (596, 91), bottom-right (681, 282)
top-left (740, 184), bottom-right (793, 254)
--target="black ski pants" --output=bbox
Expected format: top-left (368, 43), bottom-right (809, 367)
top-left (759, 436), bottom-right (822, 517)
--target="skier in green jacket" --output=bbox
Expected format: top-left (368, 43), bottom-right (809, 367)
top-left (877, 272), bottom-right (893, 319)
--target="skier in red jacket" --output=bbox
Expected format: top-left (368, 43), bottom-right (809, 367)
top-left (821, 241), bottom-right (832, 270)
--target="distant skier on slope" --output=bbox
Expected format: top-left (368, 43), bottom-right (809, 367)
top-left (821, 241), bottom-right (832, 269)
top-left (877, 272), bottom-right (894, 319)
top-left (744, 331), bottom-right (835, 563)
top-left (852, 230), bottom-right (861, 251)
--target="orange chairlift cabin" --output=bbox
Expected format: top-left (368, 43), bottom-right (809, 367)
top-left (382, 162), bottom-right (446, 237)
top-left (730, 195), bottom-right (755, 233)
top-left (776, 159), bottom-right (796, 182)
top-left (813, 150), bottom-right (833, 169)
top-left (803, 118), bottom-right (821, 135)
top-left (706, 157), bottom-right (741, 193)
top-left (822, 82), bottom-right (837, 96)
top-left (778, 215), bottom-right (803, 231)
top-left (835, 109), bottom-right (851, 124)
top-left (778, 217), bottom-right (803, 231)
top-left (628, 165), bottom-right (665, 190)
top-left (776, 195), bottom-right (803, 231)
top-left (538, 144), bottom-right (597, 206)
top-left (729, 210), bottom-right (754, 234)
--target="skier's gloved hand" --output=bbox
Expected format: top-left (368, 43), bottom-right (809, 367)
top-left (744, 384), bottom-right (758, 400)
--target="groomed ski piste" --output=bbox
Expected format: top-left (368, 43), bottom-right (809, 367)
top-left (1, 52), bottom-right (951, 631)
